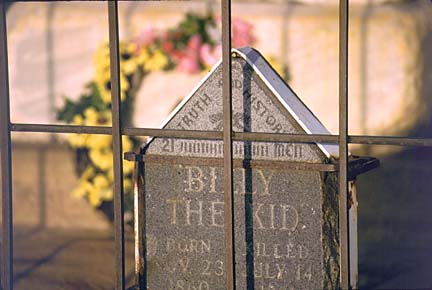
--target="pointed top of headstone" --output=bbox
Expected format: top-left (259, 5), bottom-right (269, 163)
top-left (144, 47), bottom-right (339, 160)
top-left (234, 47), bottom-right (339, 158)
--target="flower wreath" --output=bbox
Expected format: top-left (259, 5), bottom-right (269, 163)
top-left (57, 12), bottom-right (282, 219)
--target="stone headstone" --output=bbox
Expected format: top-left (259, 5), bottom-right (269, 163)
top-left (138, 47), bottom-right (340, 289)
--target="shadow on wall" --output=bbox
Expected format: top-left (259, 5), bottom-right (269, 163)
top-left (357, 146), bottom-right (432, 289)
top-left (357, 22), bottom-right (432, 289)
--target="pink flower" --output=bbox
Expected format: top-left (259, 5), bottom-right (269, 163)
top-left (214, 16), bottom-right (255, 48)
top-left (177, 56), bottom-right (200, 73)
top-left (187, 35), bottom-right (202, 50)
top-left (232, 18), bottom-right (255, 47)
top-left (171, 50), bottom-right (185, 62)
top-left (200, 44), bottom-right (222, 67)
top-left (135, 27), bottom-right (157, 49)
top-left (162, 41), bottom-right (174, 53)
top-left (176, 35), bottom-right (202, 73)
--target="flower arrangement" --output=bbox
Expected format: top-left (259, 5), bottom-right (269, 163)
top-left (57, 12), bottom-right (281, 219)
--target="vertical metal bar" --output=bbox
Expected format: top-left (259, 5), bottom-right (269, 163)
top-left (221, 0), bottom-right (235, 289)
top-left (348, 181), bottom-right (358, 289)
top-left (134, 161), bottom-right (146, 289)
top-left (339, 0), bottom-right (350, 289)
top-left (108, 2), bottom-right (125, 290)
top-left (0, 2), bottom-right (13, 290)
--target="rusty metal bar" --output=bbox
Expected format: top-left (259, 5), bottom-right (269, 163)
top-left (0, 2), bottom-right (13, 290)
top-left (124, 127), bottom-right (222, 140)
top-left (13, 123), bottom-right (432, 148)
top-left (233, 132), bottom-right (338, 144)
top-left (348, 135), bottom-right (432, 147)
top-left (108, 2), bottom-right (125, 290)
top-left (133, 160), bottom-right (146, 289)
top-left (339, 0), bottom-right (350, 289)
top-left (11, 123), bottom-right (112, 135)
top-left (221, 0), bottom-right (235, 289)
top-left (11, 124), bottom-right (432, 148)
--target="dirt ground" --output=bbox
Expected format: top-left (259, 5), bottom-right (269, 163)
top-left (12, 226), bottom-right (136, 290)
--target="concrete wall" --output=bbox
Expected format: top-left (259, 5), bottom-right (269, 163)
top-left (6, 1), bottom-right (432, 149)
top-left (0, 141), bottom-right (110, 230)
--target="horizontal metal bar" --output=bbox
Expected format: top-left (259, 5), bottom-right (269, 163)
top-left (10, 124), bottom-right (432, 147)
top-left (134, 154), bottom-right (338, 172)
top-left (234, 132), bottom-right (338, 144)
top-left (123, 127), bottom-right (222, 139)
top-left (349, 135), bottom-right (432, 147)
top-left (11, 123), bottom-right (111, 134)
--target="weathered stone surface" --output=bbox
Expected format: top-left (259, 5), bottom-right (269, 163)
top-left (139, 49), bottom-right (339, 289)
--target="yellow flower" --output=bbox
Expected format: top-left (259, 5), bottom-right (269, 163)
top-left (94, 42), bottom-right (138, 104)
top-left (71, 180), bottom-right (93, 199)
top-left (144, 49), bottom-right (168, 72)
top-left (96, 71), bottom-right (130, 104)
top-left (67, 133), bottom-right (88, 148)
top-left (136, 48), bottom-right (150, 65)
top-left (87, 135), bottom-right (112, 150)
top-left (81, 166), bottom-right (95, 180)
top-left (120, 74), bottom-right (130, 102)
top-left (107, 168), bottom-right (114, 181)
top-left (93, 174), bottom-right (110, 191)
top-left (88, 187), bottom-right (102, 207)
top-left (83, 107), bottom-right (99, 126)
top-left (100, 188), bottom-right (114, 202)
top-left (87, 174), bottom-right (114, 207)
top-left (94, 44), bottom-right (111, 73)
top-left (98, 110), bottom-right (112, 126)
top-left (89, 148), bottom-right (112, 171)
top-left (72, 114), bottom-right (84, 125)
top-left (120, 43), bottom-right (139, 75)
top-left (123, 159), bottom-right (135, 175)
top-left (122, 135), bottom-right (134, 152)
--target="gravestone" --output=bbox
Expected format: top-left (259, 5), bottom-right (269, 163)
top-left (127, 47), bottom-right (377, 290)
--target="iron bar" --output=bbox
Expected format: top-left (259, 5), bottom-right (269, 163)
top-left (11, 122), bottom-right (432, 149)
top-left (11, 123), bottom-right (112, 135)
top-left (0, 2), bottom-right (13, 289)
top-left (123, 127), bottom-right (222, 140)
top-left (133, 161), bottom-right (146, 289)
top-left (11, 124), bottom-right (432, 147)
top-left (108, 2), bottom-right (125, 290)
top-left (233, 132), bottom-right (338, 144)
top-left (348, 135), bottom-right (432, 147)
top-left (221, 0), bottom-right (235, 289)
top-left (339, 0), bottom-right (350, 289)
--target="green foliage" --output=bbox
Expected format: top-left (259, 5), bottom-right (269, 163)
top-left (57, 83), bottom-right (108, 123)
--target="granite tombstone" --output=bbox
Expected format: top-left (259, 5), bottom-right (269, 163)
top-left (126, 47), bottom-right (378, 290)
